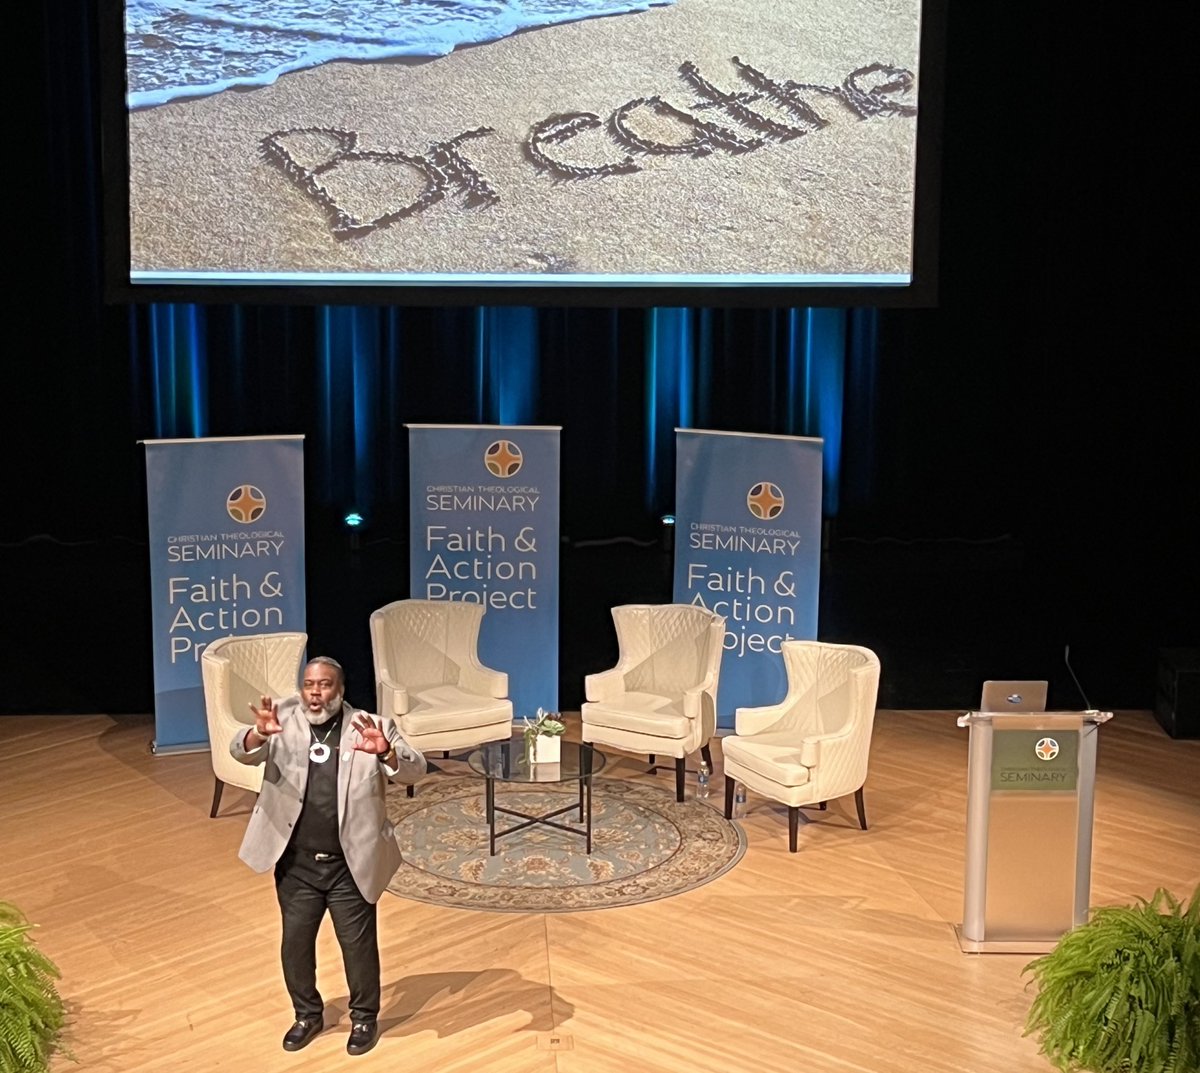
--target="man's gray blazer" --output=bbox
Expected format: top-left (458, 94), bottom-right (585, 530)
top-left (230, 697), bottom-right (425, 903)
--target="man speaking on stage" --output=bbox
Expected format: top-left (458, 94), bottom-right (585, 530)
top-left (230, 656), bottom-right (424, 1055)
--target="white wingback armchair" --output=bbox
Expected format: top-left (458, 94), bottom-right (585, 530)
top-left (581, 604), bottom-right (726, 801)
top-left (200, 631), bottom-right (307, 818)
top-left (369, 599), bottom-right (513, 760)
top-left (721, 640), bottom-right (881, 851)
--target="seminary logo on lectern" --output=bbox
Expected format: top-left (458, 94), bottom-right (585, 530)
top-left (1035, 737), bottom-right (1060, 761)
top-left (226, 484), bottom-right (267, 524)
top-left (484, 440), bottom-right (523, 478)
top-left (746, 481), bottom-right (784, 520)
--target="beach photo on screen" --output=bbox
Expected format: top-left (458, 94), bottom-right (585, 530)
top-left (123, 0), bottom-right (923, 286)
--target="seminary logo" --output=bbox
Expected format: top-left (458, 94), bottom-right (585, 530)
top-left (747, 482), bottom-right (784, 520)
top-left (226, 484), bottom-right (267, 524)
top-left (1035, 737), bottom-right (1060, 761)
top-left (485, 440), bottom-right (523, 479)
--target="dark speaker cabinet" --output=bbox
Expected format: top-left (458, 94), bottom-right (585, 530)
top-left (1155, 648), bottom-right (1200, 740)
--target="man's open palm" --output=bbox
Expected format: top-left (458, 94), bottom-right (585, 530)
top-left (352, 714), bottom-right (389, 755)
top-left (249, 696), bottom-right (283, 737)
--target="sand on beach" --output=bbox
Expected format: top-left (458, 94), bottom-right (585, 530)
top-left (126, 0), bottom-right (923, 282)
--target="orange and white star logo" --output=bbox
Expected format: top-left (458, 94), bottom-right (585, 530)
top-left (226, 484), bottom-right (266, 524)
top-left (485, 440), bottom-right (523, 478)
top-left (746, 481), bottom-right (784, 520)
top-left (1035, 737), bottom-right (1059, 761)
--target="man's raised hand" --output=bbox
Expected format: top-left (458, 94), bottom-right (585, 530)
top-left (351, 714), bottom-right (390, 756)
top-left (249, 696), bottom-right (283, 737)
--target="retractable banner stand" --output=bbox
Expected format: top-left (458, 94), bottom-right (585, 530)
top-left (673, 430), bottom-right (823, 729)
top-left (143, 436), bottom-right (306, 752)
top-left (408, 425), bottom-right (560, 718)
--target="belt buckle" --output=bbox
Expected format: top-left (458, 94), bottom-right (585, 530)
top-left (314, 852), bottom-right (335, 861)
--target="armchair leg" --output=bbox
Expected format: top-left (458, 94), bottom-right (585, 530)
top-left (700, 742), bottom-right (713, 770)
top-left (443, 751), bottom-right (450, 759)
top-left (648, 754), bottom-right (656, 765)
top-left (854, 786), bottom-right (868, 830)
top-left (675, 757), bottom-right (686, 802)
top-left (788, 806), bottom-right (799, 852)
top-left (406, 784), bottom-right (415, 799)
top-left (818, 801), bottom-right (828, 811)
top-left (209, 777), bottom-right (224, 819)
top-left (724, 775), bottom-right (735, 819)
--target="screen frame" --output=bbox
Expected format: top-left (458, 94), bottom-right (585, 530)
top-left (97, 0), bottom-right (946, 309)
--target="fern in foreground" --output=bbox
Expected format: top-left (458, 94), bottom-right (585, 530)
top-left (1, 901), bottom-right (67, 1073)
top-left (1023, 886), bottom-right (1199, 1073)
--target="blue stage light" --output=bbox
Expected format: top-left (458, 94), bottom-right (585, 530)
top-left (344, 512), bottom-right (364, 528)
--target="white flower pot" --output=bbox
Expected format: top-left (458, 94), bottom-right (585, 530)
top-left (531, 733), bottom-right (561, 764)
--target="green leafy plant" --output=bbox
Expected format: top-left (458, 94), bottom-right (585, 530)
top-left (1023, 885), bottom-right (1199, 1073)
top-left (1, 901), bottom-right (68, 1073)
top-left (522, 708), bottom-right (566, 762)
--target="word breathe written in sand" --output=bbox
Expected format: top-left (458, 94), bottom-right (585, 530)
top-left (260, 57), bottom-right (916, 238)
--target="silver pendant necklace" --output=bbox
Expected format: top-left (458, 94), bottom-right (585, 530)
top-left (309, 718), bottom-right (339, 764)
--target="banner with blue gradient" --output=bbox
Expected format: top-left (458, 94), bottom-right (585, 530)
top-left (408, 425), bottom-right (560, 717)
top-left (673, 430), bottom-right (823, 729)
top-left (143, 436), bottom-right (306, 752)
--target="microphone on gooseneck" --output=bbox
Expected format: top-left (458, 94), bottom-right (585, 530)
top-left (1064, 644), bottom-right (1095, 712)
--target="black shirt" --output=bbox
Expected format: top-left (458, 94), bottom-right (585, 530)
top-left (289, 713), bottom-right (343, 855)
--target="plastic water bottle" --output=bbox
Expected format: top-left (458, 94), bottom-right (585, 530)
top-left (734, 783), bottom-right (747, 817)
top-left (697, 760), bottom-right (711, 799)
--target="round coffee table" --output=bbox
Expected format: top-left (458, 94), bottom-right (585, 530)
top-left (467, 738), bottom-right (608, 855)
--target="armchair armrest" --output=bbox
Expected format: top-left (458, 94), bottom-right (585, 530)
top-left (378, 673), bottom-right (411, 716)
top-left (585, 666), bottom-right (626, 703)
top-left (681, 676), bottom-right (717, 720)
top-left (459, 661), bottom-right (508, 699)
top-left (797, 723), bottom-right (857, 767)
top-left (734, 700), bottom-right (792, 737)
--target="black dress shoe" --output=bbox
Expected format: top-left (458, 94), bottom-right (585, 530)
top-left (282, 1017), bottom-right (324, 1051)
top-left (347, 1021), bottom-right (379, 1056)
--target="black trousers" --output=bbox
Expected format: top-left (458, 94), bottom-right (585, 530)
top-left (274, 849), bottom-right (380, 1024)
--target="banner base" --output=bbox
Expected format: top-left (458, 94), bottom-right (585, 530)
top-left (150, 739), bottom-right (210, 756)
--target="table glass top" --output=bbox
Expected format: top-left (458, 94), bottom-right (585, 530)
top-left (467, 737), bottom-right (607, 784)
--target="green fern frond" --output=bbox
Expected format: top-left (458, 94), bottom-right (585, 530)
top-left (0, 899), bottom-right (68, 1073)
top-left (1023, 884), bottom-right (1200, 1073)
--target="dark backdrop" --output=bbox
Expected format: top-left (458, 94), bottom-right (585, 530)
top-left (6, 5), bottom-right (1192, 717)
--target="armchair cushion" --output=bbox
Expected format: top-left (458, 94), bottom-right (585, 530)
top-left (398, 685), bottom-right (512, 737)
top-left (722, 731), bottom-right (813, 788)
top-left (582, 692), bottom-right (690, 738)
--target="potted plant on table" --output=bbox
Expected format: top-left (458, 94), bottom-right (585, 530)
top-left (1, 900), bottom-right (68, 1073)
top-left (1022, 885), bottom-right (1198, 1073)
top-left (523, 708), bottom-right (566, 764)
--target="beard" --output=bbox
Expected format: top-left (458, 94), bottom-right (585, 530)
top-left (303, 692), bottom-right (344, 726)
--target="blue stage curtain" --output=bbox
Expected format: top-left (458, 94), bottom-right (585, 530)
top-left (134, 302), bottom-right (207, 439)
top-left (130, 303), bottom-right (879, 533)
top-left (316, 306), bottom-right (383, 520)
top-left (642, 307), bottom-right (869, 518)
top-left (475, 307), bottom-right (539, 425)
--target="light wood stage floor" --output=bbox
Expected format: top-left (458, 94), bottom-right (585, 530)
top-left (2, 710), bottom-right (1196, 1073)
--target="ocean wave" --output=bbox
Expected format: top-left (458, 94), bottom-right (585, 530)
top-left (125, 0), bottom-right (676, 109)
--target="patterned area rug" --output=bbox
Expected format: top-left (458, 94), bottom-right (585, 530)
top-left (385, 776), bottom-right (745, 912)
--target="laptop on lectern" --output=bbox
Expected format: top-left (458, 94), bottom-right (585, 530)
top-left (980, 679), bottom-right (1049, 712)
